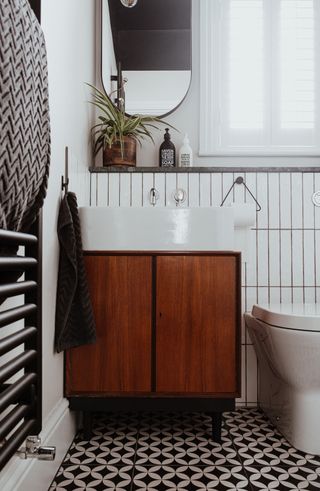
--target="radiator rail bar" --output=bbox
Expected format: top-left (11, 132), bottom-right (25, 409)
top-left (0, 327), bottom-right (37, 356)
top-left (0, 220), bottom-right (42, 470)
top-left (0, 281), bottom-right (37, 299)
top-left (0, 350), bottom-right (37, 384)
top-left (0, 304), bottom-right (37, 328)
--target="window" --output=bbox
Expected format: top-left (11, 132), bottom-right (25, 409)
top-left (199, 0), bottom-right (320, 156)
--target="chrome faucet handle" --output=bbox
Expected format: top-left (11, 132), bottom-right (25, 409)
top-left (149, 187), bottom-right (159, 206)
top-left (173, 188), bottom-right (187, 206)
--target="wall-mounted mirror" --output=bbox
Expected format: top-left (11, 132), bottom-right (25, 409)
top-left (101, 0), bottom-right (192, 116)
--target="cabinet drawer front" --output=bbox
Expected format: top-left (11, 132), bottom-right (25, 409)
top-left (156, 255), bottom-right (238, 394)
top-left (66, 255), bottom-right (152, 394)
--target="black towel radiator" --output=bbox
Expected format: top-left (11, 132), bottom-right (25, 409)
top-left (0, 220), bottom-right (43, 471)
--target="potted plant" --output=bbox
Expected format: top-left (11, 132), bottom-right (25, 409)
top-left (88, 84), bottom-right (172, 167)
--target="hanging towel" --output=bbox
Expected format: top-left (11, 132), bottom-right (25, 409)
top-left (55, 192), bottom-right (96, 352)
top-left (0, 0), bottom-right (50, 233)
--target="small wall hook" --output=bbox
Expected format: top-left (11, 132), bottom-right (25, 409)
top-left (220, 176), bottom-right (261, 211)
top-left (61, 146), bottom-right (69, 194)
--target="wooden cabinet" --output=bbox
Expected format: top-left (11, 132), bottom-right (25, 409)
top-left (66, 255), bottom-right (152, 393)
top-left (65, 252), bottom-right (241, 440)
top-left (156, 255), bottom-right (237, 394)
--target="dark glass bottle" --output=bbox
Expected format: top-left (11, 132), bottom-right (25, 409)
top-left (159, 128), bottom-right (176, 167)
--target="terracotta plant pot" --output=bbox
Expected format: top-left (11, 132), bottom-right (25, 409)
top-left (103, 136), bottom-right (136, 167)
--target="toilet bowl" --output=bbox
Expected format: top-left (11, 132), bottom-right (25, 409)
top-left (244, 303), bottom-right (320, 455)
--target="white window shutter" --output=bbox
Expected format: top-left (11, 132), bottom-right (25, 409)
top-left (199, 0), bottom-right (320, 156)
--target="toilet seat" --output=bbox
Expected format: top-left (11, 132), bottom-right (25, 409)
top-left (251, 303), bottom-right (320, 332)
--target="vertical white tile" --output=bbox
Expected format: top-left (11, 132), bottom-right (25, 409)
top-left (142, 173), bottom-right (154, 207)
top-left (108, 173), bottom-right (120, 207)
top-left (279, 173), bottom-right (292, 228)
top-left (90, 173), bottom-right (97, 207)
top-left (316, 230), bottom-right (320, 286)
top-left (303, 173), bottom-right (316, 229)
top-left (96, 174), bottom-right (109, 207)
top-left (177, 173), bottom-right (189, 208)
top-left (269, 288), bottom-right (281, 304)
top-left (211, 173), bottom-right (223, 206)
top-left (316, 287), bottom-right (320, 302)
top-left (314, 172), bottom-right (320, 229)
top-left (292, 230), bottom-right (303, 286)
top-left (304, 287), bottom-right (316, 303)
top-left (291, 173), bottom-right (303, 229)
top-left (257, 287), bottom-right (269, 304)
top-left (131, 173), bottom-right (143, 207)
top-left (221, 173), bottom-right (234, 206)
top-left (268, 173), bottom-right (280, 229)
top-left (303, 230), bottom-right (315, 287)
top-left (256, 173), bottom-right (268, 228)
top-left (245, 287), bottom-right (258, 313)
top-left (165, 173), bottom-right (177, 207)
top-left (246, 346), bottom-right (258, 404)
top-left (281, 287), bottom-right (293, 303)
top-left (233, 173), bottom-right (246, 203)
top-left (154, 173), bottom-right (166, 207)
top-left (257, 230), bottom-right (269, 286)
top-left (199, 174), bottom-right (211, 207)
top-left (292, 288), bottom-right (303, 303)
top-left (269, 230), bottom-right (280, 286)
top-left (188, 173), bottom-right (200, 207)
top-left (241, 287), bottom-right (246, 344)
top-left (246, 230), bottom-right (257, 286)
top-left (236, 346), bottom-right (247, 405)
top-left (119, 174), bottom-right (131, 207)
top-left (244, 173), bottom-right (257, 210)
top-left (280, 230), bottom-right (292, 287)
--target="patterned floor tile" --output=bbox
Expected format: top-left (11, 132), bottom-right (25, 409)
top-left (74, 412), bottom-right (139, 442)
top-left (226, 408), bottom-right (320, 468)
top-left (132, 465), bottom-right (249, 490)
top-left (135, 429), bottom-right (240, 467)
top-left (245, 465), bottom-right (320, 490)
top-left (49, 464), bottom-right (133, 490)
top-left (48, 408), bottom-right (320, 490)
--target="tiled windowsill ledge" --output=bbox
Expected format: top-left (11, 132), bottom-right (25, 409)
top-left (89, 166), bottom-right (320, 173)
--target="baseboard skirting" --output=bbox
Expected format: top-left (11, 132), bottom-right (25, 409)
top-left (0, 399), bottom-right (76, 491)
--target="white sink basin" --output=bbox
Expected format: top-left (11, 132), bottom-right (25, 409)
top-left (79, 207), bottom-right (235, 251)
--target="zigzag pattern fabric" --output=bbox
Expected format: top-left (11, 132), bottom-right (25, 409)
top-left (0, 0), bottom-right (50, 232)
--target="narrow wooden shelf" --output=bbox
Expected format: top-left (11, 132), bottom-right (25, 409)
top-left (89, 166), bottom-right (320, 174)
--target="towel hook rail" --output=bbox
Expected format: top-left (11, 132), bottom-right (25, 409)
top-left (220, 176), bottom-right (261, 211)
top-left (61, 147), bottom-right (69, 194)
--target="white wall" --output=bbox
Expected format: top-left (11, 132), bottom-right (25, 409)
top-left (0, 1), bottom-right (95, 490)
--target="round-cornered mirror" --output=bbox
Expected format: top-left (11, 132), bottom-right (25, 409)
top-left (101, 0), bottom-right (192, 117)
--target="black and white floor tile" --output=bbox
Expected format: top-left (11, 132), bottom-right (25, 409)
top-left (49, 408), bottom-right (320, 490)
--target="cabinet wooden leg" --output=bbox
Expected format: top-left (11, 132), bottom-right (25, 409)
top-left (83, 411), bottom-right (93, 440)
top-left (211, 412), bottom-right (222, 443)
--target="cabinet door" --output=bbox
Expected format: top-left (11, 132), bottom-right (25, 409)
top-left (66, 255), bottom-right (152, 394)
top-left (156, 255), bottom-right (238, 394)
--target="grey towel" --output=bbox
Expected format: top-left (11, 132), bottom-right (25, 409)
top-left (0, 0), bottom-right (50, 233)
top-left (55, 192), bottom-right (96, 352)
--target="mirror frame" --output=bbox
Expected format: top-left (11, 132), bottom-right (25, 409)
top-left (100, 0), bottom-right (192, 118)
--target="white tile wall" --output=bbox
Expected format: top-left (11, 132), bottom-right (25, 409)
top-left (90, 171), bottom-right (320, 406)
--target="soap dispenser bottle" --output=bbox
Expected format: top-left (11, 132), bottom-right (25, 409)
top-left (179, 133), bottom-right (193, 167)
top-left (159, 128), bottom-right (176, 167)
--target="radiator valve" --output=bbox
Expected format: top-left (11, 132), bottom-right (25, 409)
top-left (17, 436), bottom-right (56, 461)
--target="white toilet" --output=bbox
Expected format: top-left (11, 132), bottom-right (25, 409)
top-left (245, 303), bottom-right (320, 455)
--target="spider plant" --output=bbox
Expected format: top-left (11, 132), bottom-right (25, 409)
top-left (87, 83), bottom-right (173, 159)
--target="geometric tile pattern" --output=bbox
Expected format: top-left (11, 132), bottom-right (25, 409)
top-left (49, 408), bottom-right (320, 490)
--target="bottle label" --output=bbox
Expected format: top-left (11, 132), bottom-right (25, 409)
top-left (180, 153), bottom-right (191, 167)
top-left (161, 149), bottom-right (175, 167)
